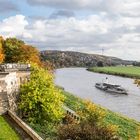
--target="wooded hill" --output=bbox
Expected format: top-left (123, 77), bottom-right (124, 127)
top-left (41, 50), bottom-right (135, 68)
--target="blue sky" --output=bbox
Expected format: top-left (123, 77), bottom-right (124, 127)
top-left (0, 0), bottom-right (140, 60)
top-left (0, 0), bottom-right (52, 20)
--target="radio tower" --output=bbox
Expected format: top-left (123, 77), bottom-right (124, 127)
top-left (102, 48), bottom-right (104, 56)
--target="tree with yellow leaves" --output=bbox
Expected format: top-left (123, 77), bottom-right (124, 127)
top-left (3, 37), bottom-right (42, 66)
top-left (19, 44), bottom-right (42, 66)
top-left (135, 79), bottom-right (140, 87)
top-left (0, 36), bottom-right (5, 63)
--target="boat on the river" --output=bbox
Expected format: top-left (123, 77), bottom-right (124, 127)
top-left (95, 82), bottom-right (128, 95)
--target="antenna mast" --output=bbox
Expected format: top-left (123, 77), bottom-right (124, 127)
top-left (102, 48), bottom-right (104, 56)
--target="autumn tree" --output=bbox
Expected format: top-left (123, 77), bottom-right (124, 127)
top-left (18, 64), bottom-right (65, 124)
top-left (18, 45), bottom-right (42, 66)
top-left (3, 37), bottom-right (42, 66)
top-left (4, 37), bottom-right (25, 62)
top-left (0, 36), bottom-right (5, 63)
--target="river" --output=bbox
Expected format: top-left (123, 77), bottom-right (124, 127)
top-left (55, 68), bottom-right (140, 122)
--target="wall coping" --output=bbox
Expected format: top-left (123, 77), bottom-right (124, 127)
top-left (7, 110), bottom-right (43, 140)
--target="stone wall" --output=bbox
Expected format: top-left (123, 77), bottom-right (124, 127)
top-left (0, 67), bottom-right (30, 114)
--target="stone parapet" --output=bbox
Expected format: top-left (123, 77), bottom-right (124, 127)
top-left (7, 110), bottom-right (43, 140)
top-left (0, 63), bottom-right (30, 72)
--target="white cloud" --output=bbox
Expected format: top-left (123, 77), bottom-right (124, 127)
top-left (0, 15), bottom-right (28, 37)
top-left (0, 5), bottom-right (140, 60)
top-left (27, 0), bottom-right (140, 16)
top-left (20, 12), bottom-right (140, 60)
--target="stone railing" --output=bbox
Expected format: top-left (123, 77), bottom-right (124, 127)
top-left (7, 110), bottom-right (43, 140)
top-left (63, 106), bottom-right (80, 121)
top-left (0, 63), bottom-right (30, 72)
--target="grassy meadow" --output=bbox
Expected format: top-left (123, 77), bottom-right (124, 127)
top-left (0, 116), bottom-right (20, 140)
top-left (61, 90), bottom-right (140, 140)
top-left (88, 66), bottom-right (140, 78)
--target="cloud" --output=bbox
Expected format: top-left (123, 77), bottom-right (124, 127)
top-left (0, 0), bottom-right (19, 13)
top-left (27, 0), bottom-right (122, 12)
top-left (49, 10), bottom-right (75, 19)
top-left (23, 13), bottom-right (140, 60)
top-left (0, 11), bottom-right (140, 60)
top-left (27, 0), bottom-right (140, 17)
top-left (0, 15), bottom-right (29, 38)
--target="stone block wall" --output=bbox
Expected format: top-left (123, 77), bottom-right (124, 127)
top-left (0, 68), bottom-right (30, 114)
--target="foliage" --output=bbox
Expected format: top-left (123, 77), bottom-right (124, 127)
top-left (78, 100), bottom-right (105, 126)
top-left (57, 101), bottom-right (118, 140)
top-left (132, 62), bottom-right (140, 67)
top-left (41, 60), bottom-right (55, 71)
top-left (0, 116), bottom-right (20, 140)
top-left (0, 36), bottom-right (54, 69)
top-left (4, 37), bottom-right (24, 62)
top-left (61, 89), bottom-right (140, 140)
top-left (135, 79), bottom-right (140, 87)
top-left (30, 122), bottom-right (57, 139)
top-left (3, 37), bottom-right (42, 66)
top-left (0, 36), bottom-right (5, 63)
top-left (18, 45), bottom-right (42, 66)
top-left (97, 61), bottom-right (104, 67)
top-left (57, 122), bottom-right (119, 140)
top-left (18, 64), bottom-right (65, 125)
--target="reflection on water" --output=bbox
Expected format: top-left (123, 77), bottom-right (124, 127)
top-left (55, 68), bottom-right (140, 122)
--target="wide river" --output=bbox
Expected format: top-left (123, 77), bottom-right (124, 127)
top-left (55, 68), bottom-right (140, 121)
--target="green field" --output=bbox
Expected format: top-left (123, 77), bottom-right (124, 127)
top-left (61, 90), bottom-right (140, 140)
top-left (88, 66), bottom-right (140, 78)
top-left (0, 116), bottom-right (20, 140)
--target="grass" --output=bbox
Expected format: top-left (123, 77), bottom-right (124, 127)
top-left (88, 66), bottom-right (140, 78)
top-left (61, 90), bottom-right (140, 140)
top-left (0, 116), bottom-right (20, 140)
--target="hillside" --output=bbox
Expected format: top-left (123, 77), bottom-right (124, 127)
top-left (41, 50), bottom-right (134, 68)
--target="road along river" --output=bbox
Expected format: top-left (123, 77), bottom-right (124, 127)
top-left (55, 68), bottom-right (140, 122)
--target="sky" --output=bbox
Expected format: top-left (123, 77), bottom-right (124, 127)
top-left (0, 0), bottom-right (140, 60)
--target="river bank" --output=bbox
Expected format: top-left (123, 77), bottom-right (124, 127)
top-left (87, 66), bottom-right (140, 79)
top-left (55, 68), bottom-right (140, 139)
top-left (61, 89), bottom-right (140, 140)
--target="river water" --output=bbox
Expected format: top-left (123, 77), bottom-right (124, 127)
top-left (55, 68), bottom-right (140, 122)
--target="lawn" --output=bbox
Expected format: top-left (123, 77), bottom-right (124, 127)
top-left (0, 116), bottom-right (20, 140)
top-left (61, 89), bottom-right (140, 140)
top-left (88, 66), bottom-right (140, 78)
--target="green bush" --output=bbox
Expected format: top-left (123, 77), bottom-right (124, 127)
top-left (79, 100), bottom-right (105, 126)
top-left (18, 64), bottom-right (65, 124)
top-left (57, 100), bottom-right (119, 140)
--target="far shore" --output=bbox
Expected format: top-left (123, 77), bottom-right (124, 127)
top-left (87, 66), bottom-right (140, 79)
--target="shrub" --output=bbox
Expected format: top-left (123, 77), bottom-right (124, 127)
top-left (18, 64), bottom-right (65, 125)
top-left (97, 61), bottom-right (104, 67)
top-left (135, 79), bottom-right (140, 87)
top-left (57, 100), bottom-right (119, 140)
top-left (57, 122), bottom-right (119, 140)
top-left (78, 100), bottom-right (105, 126)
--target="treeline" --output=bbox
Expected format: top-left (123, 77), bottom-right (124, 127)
top-left (41, 50), bottom-right (135, 68)
top-left (0, 36), bottom-right (42, 66)
top-left (132, 62), bottom-right (140, 66)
